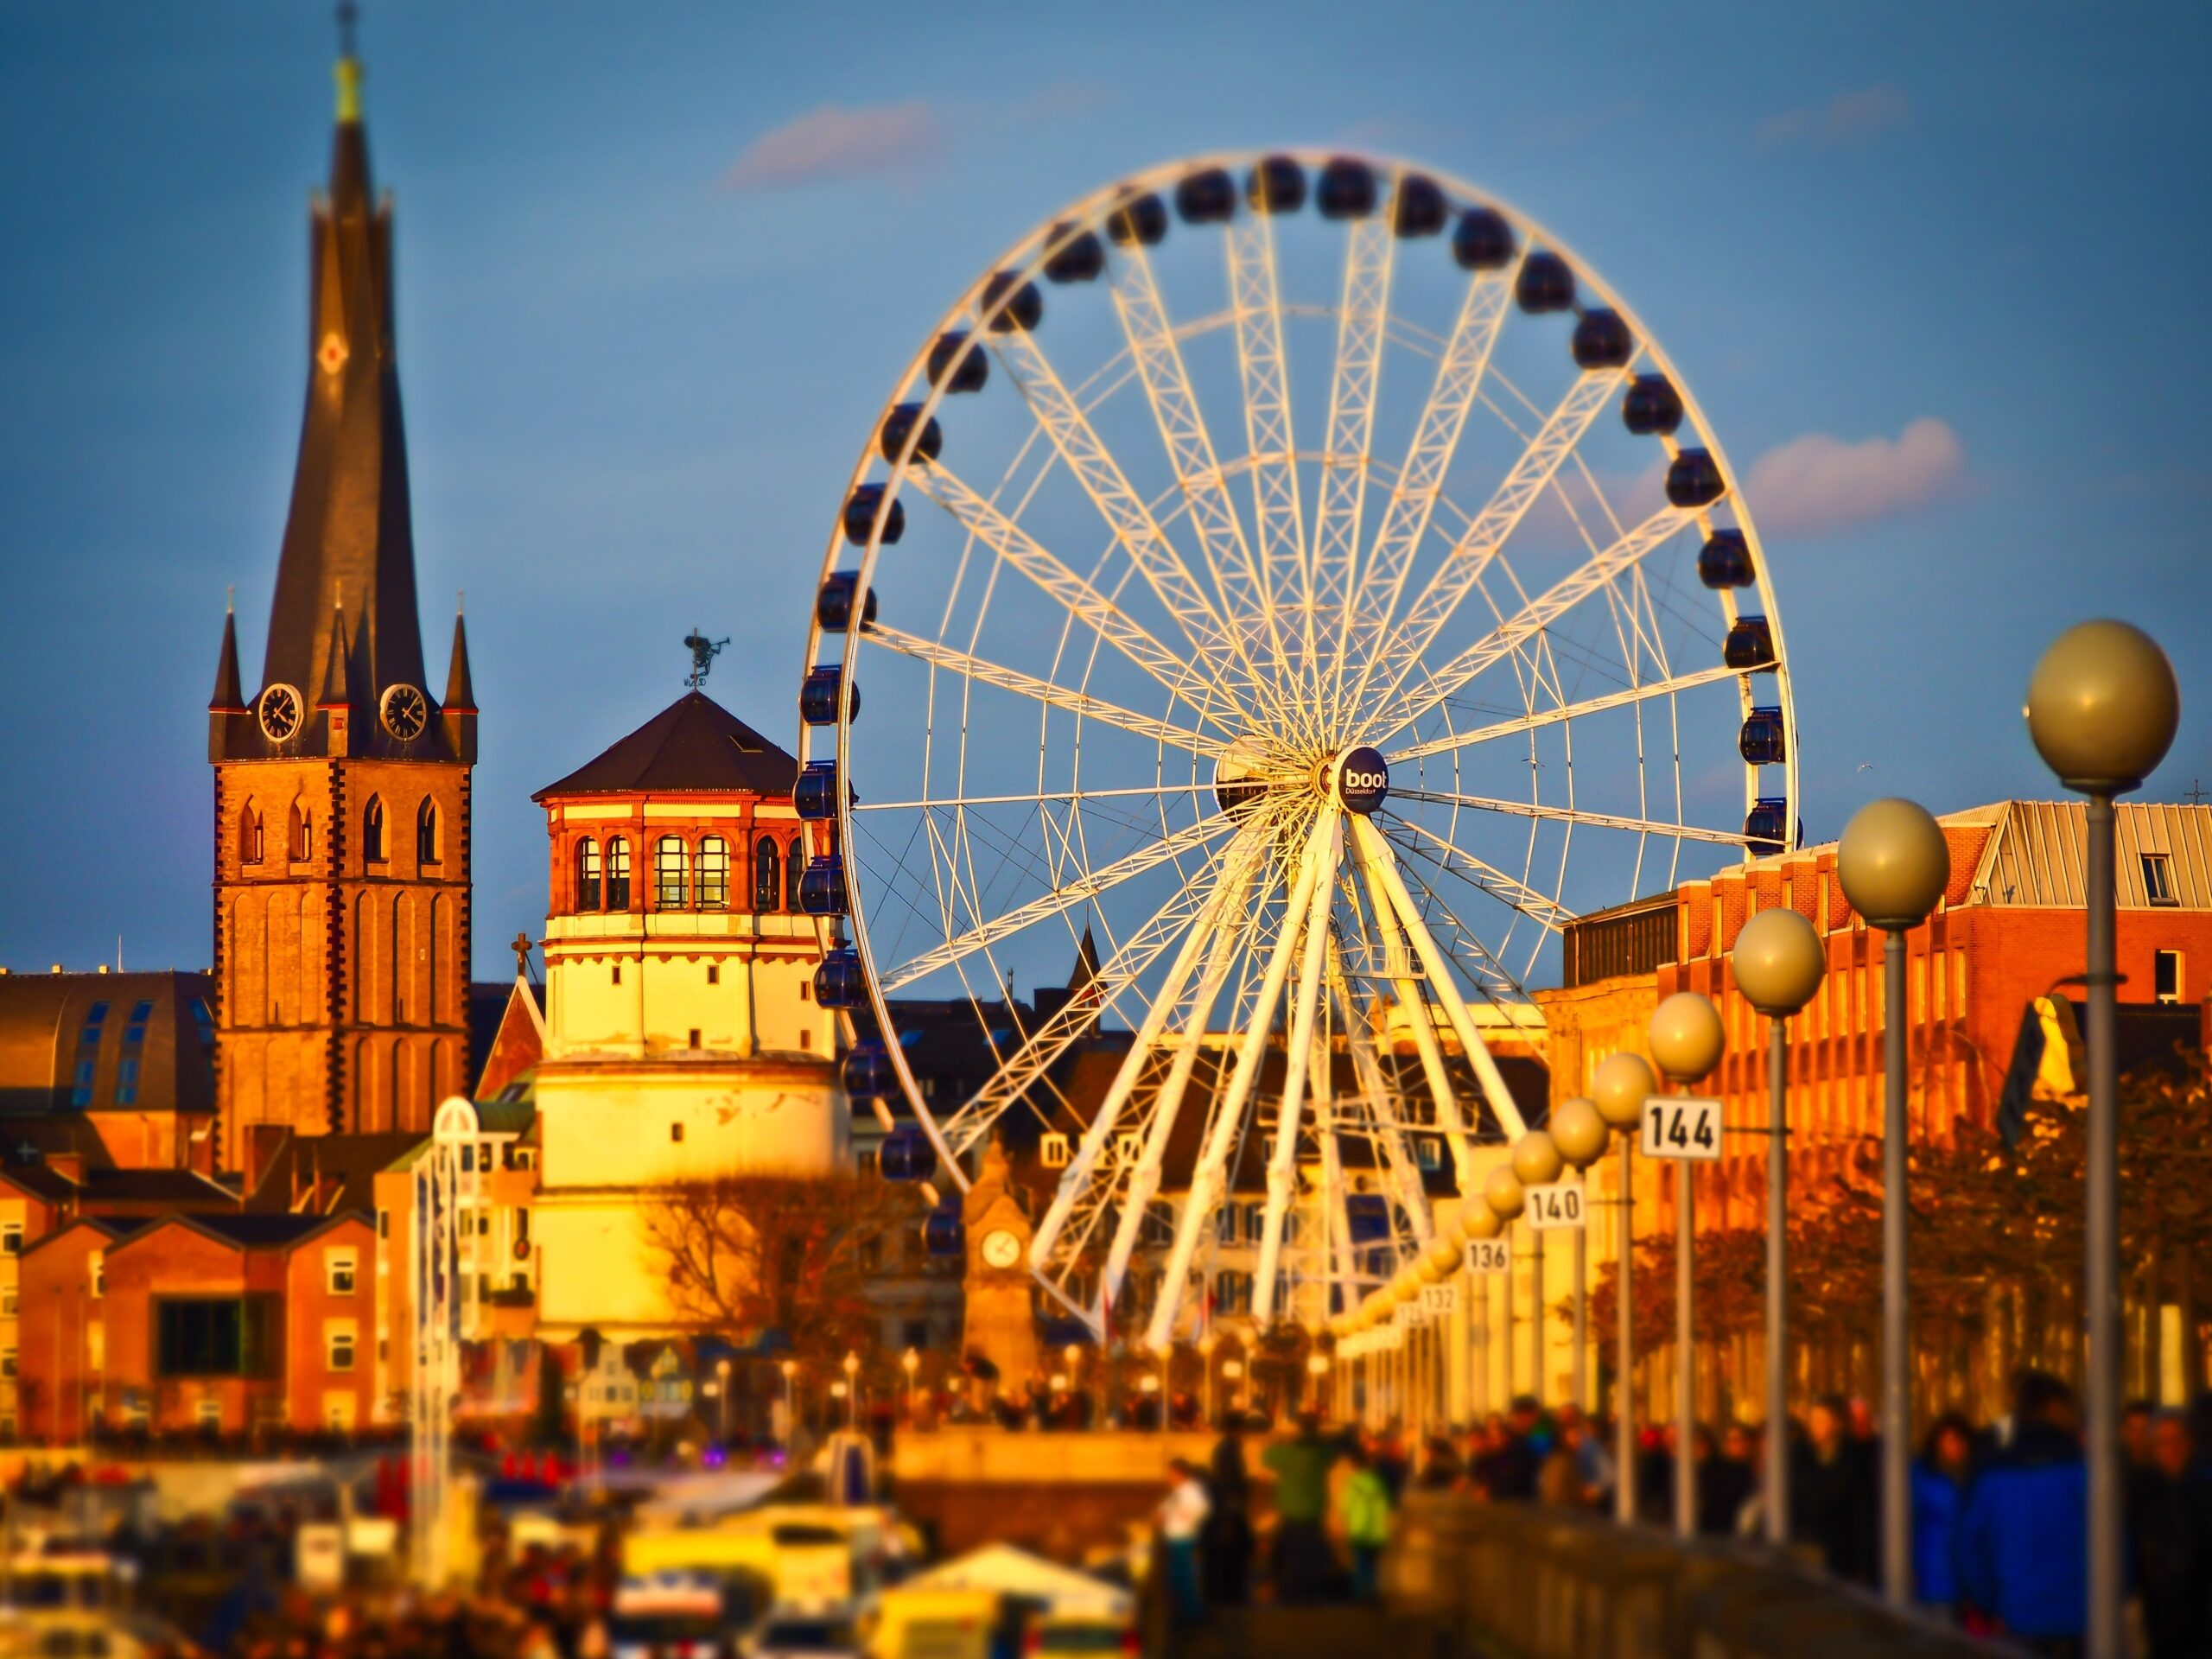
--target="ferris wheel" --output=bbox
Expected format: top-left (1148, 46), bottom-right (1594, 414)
top-left (795, 151), bottom-right (1797, 1346)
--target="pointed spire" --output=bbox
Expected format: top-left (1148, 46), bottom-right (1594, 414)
top-left (1067, 922), bottom-right (1103, 1009)
top-left (317, 603), bottom-right (354, 707)
top-left (442, 608), bottom-right (476, 712)
top-left (210, 607), bottom-right (246, 713)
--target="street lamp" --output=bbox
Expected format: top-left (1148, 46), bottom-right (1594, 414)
top-left (779, 1358), bottom-right (798, 1451)
top-left (1838, 796), bottom-right (1950, 1607)
top-left (1731, 906), bottom-right (1827, 1548)
top-left (715, 1357), bottom-right (732, 1446)
top-left (1064, 1342), bottom-right (1084, 1425)
top-left (1550, 1097), bottom-right (1609, 1415)
top-left (901, 1347), bottom-right (921, 1424)
top-left (1198, 1332), bottom-right (1219, 1426)
top-left (842, 1351), bottom-right (861, 1428)
top-left (1592, 1051), bottom-right (1656, 1526)
top-left (1649, 990), bottom-right (1724, 1543)
top-left (1512, 1131), bottom-right (1565, 1405)
top-left (2026, 619), bottom-right (2179, 1659)
top-left (1307, 1350), bottom-right (1331, 1420)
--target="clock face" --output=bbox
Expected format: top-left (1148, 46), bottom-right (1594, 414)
top-left (257, 683), bottom-right (302, 743)
top-left (380, 683), bottom-right (429, 741)
top-left (980, 1229), bottom-right (1023, 1270)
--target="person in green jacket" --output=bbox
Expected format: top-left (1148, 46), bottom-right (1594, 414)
top-left (1262, 1413), bottom-right (1341, 1603)
top-left (1340, 1443), bottom-right (1394, 1603)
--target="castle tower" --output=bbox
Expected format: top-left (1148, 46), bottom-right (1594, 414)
top-left (207, 39), bottom-right (474, 1166)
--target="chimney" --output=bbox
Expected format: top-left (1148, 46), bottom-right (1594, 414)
top-left (242, 1124), bottom-right (292, 1198)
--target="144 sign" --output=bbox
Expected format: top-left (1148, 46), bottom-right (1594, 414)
top-left (1525, 1180), bottom-right (1586, 1230)
top-left (1641, 1096), bottom-right (1723, 1160)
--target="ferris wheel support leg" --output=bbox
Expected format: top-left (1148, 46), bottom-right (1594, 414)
top-left (1350, 815), bottom-right (1529, 1141)
top-left (1324, 939), bottom-right (1430, 1260)
top-left (1255, 812), bottom-right (1343, 1325)
top-left (1144, 817), bottom-right (1332, 1353)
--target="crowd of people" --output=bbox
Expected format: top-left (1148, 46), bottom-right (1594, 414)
top-left (1151, 1373), bottom-right (2212, 1657)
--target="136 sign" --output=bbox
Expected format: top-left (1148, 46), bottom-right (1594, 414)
top-left (1641, 1096), bottom-right (1722, 1161)
top-left (1525, 1181), bottom-right (1586, 1230)
top-left (1465, 1240), bottom-right (1512, 1274)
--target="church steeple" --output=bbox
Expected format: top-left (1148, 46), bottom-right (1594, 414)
top-left (236, 16), bottom-right (432, 760)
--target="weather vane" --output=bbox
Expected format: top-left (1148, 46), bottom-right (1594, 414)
top-left (337, 1), bottom-right (358, 56)
top-left (683, 628), bottom-right (729, 690)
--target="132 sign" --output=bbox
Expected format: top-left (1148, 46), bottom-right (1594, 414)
top-left (1641, 1096), bottom-right (1722, 1160)
top-left (1525, 1181), bottom-right (1586, 1230)
top-left (1465, 1240), bottom-right (1513, 1274)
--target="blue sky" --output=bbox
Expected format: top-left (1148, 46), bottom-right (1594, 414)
top-left (3, 2), bottom-right (2209, 982)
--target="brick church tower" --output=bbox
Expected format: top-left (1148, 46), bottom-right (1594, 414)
top-left (207, 38), bottom-right (474, 1166)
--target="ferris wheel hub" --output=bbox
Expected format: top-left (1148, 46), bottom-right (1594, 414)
top-left (1333, 746), bottom-right (1390, 816)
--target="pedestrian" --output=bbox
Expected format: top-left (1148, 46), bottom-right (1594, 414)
top-left (1956, 1370), bottom-right (2088, 1656)
top-left (1262, 1411), bottom-right (1342, 1604)
top-left (1202, 1422), bottom-right (1255, 1605)
top-left (1340, 1445), bottom-right (1393, 1605)
top-left (1700, 1424), bottom-right (1756, 1537)
top-left (1478, 1395), bottom-right (1542, 1501)
top-left (1792, 1395), bottom-right (1876, 1583)
top-left (1910, 1412), bottom-right (1975, 1618)
top-left (1156, 1458), bottom-right (1211, 1625)
top-left (2126, 1410), bottom-right (2212, 1659)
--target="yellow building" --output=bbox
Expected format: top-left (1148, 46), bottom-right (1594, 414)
top-left (524, 692), bottom-right (849, 1340)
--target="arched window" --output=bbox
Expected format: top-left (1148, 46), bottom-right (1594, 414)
top-left (576, 838), bottom-right (601, 911)
top-left (416, 799), bottom-right (439, 865)
top-left (607, 837), bottom-right (632, 908)
top-left (288, 802), bottom-right (311, 861)
top-left (239, 805), bottom-right (264, 865)
top-left (654, 836), bottom-right (689, 910)
top-left (697, 836), bottom-right (729, 910)
top-left (363, 798), bottom-right (385, 862)
top-left (754, 836), bottom-right (781, 912)
top-left (785, 836), bottom-right (804, 912)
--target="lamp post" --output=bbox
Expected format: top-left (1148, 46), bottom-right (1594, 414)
top-left (2027, 620), bottom-right (2179, 1659)
top-left (1512, 1131), bottom-right (1566, 1405)
top-left (1222, 1357), bottom-right (1244, 1422)
top-left (901, 1347), bottom-right (921, 1424)
top-left (1307, 1350), bottom-right (1331, 1420)
top-left (779, 1358), bottom-right (798, 1451)
top-left (1838, 797), bottom-right (1950, 1608)
top-left (715, 1357), bottom-right (732, 1446)
top-left (842, 1350), bottom-right (861, 1429)
top-left (1592, 1052), bottom-right (1656, 1525)
top-left (1731, 906), bottom-right (1827, 1548)
top-left (1484, 1166), bottom-right (1525, 1408)
top-left (1064, 1342), bottom-right (1084, 1426)
top-left (1198, 1332), bottom-right (1219, 1427)
top-left (1649, 990), bottom-right (1725, 1542)
top-left (1549, 1098), bottom-right (1610, 1416)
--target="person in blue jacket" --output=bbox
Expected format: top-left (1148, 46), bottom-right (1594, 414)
top-left (1910, 1411), bottom-right (1976, 1616)
top-left (1957, 1371), bottom-right (2087, 1654)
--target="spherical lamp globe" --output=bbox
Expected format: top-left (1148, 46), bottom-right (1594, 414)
top-left (1416, 1248), bottom-right (1449, 1285)
top-left (1510, 1130), bottom-right (1565, 1189)
top-left (1426, 1234), bottom-right (1462, 1277)
top-left (2026, 620), bottom-right (2180, 796)
top-left (1591, 1052), bottom-right (1656, 1130)
top-left (1649, 991), bottom-right (1725, 1084)
top-left (1392, 1267), bottom-right (1422, 1305)
top-left (1732, 906), bottom-right (1827, 1017)
top-left (1459, 1198), bottom-right (1503, 1241)
top-left (1484, 1164), bottom-right (1527, 1220)
top-left (1549, 1097), bottom-right (1609, 1169)
top-left (1838, 798), bottom-right (1949, 931)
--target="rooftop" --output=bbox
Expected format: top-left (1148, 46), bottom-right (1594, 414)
top-left (533, 691), bottom-right (799, 801)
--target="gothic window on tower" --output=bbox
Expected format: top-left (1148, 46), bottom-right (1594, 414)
top-left (654, 837), bottom-right (689, 910)
top-left (363, 798), bottom-right (385, 862)
top-left (607, 838), bottom-right (632, 908)
top-left (239, 805), bottom-right (264, 865)
top-left (577, 838), bottom-right (601, 911)
top-left (416, 800), bottom-right (439, 866)
top-left (288, 803), bottom-right (311, 861)
top-left (697, 836), bottom-right (729, 910)
top-left (754, 836), bottom-right (781, 912)
top-left (785, 836), bottom-right (804, 912)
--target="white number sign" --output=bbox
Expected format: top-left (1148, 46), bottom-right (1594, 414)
top-left (1465, 1239), bottom-right (1513, 1275)
top-left (1526, 1180), bottom-right (1586, 1230)
top-left (1641, 1096), bottom-right (1723, 1161)
top-left (1421, 1282), bottom-right (1459, 1317)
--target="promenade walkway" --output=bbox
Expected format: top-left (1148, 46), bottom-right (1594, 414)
top-left (1167, 1604), bottom-right (1449, 1659)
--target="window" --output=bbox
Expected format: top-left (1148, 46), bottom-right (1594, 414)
top-left (577, 838), bottom-right (601, 911)
top-left (2155, 950), bottom-right (2183, 1005)
top-left (2, 1287), bottom-right (16, 1315)
top-left (89, 1254), bottom-right (103, 1298)
top-left (611, 963), bottom-right (622, 987)
top-left (239, 805), bottom-right (264, 864)
top-left (0, 1225), bottom-right (18, 1255)
top-left (754, 836), bottom-right (781, 912)
top-left (1, 1351), bottom-right (12, 1380)
top-left (697, 836), bottom-right (729, 909)
top-left (123, 999), bottom-right (152, 1048)
top-left (1215, 1270), bottom-right (1254, 1315)
top-left (671, 1122), bottom-right (685, 1143)
top-left (786, 838), bottom-right (804, 912)
top-left (1040, 1132), bottom-right (1071, 1169)
top-left (288, 802), bottom-right (311, 861)
top-left (72, 1060), bottom-right (95, 1108)
top-left (325, 1321), bottom-right (357, 1373)
top-left (706, 963), bottom-right (720, 986)
top-left (688, 1027), bottom-right (701, 1049)
top-left (1415, 1137), bottom-right (1443, 1172)
top-left (416, 799), bottom-right (440, 865)
top-left (654, 837), bottom-right (689, 910)
top-left (1115, 1132), bottom-right (1141, 1163)
top-left (607, 838), bottom-right (632, 908)
top-left (327, 1249), bottom-right (358, 1296)
top-left (71, 1002), bottom-right (107, 1107)
top-left (156, 1297), bottom-right (276, 1378)
top-left (2144, 854), bottom-right (2178, 906)
top-left (114, 1058), bottom-right (139, 1106)
top-left (188, 998), bottom-right (214, 1053)
top-left (363, 798), bottom-right (385, 861)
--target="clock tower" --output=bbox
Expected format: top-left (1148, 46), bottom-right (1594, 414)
top-left (207, 35), bottom-right (474, 1166)
top-left (961, 1138), bottom-right (1041, 1390)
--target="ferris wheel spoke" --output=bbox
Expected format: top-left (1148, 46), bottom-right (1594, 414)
top-left (1252, 811), bottom-right (1343, 1325)
top-left (1308, 198), bottom-right (1399, 718)
top-left (988, 327), bottom-right (1262, 715)
top-left (903, 463), bottom-right (1243, 736)
top-left (1325, 933), bottom-right (1429, 1266)
top-left (876, 810), bottom-right (1236, 995)
top-left (862, 621), bottom-right (1229, 760)
top-left (855, 781), bottom-right (1206, 814)
top-left (1378, 811), bottom-right (1575, 932)
top-left (1109, 248), bottom-right (1287, 690)
top-left (1351, 366), bottom-right (1632, 729)
top-left (1393, 786), bottom-right (1751, 849)
top-left (1143, 810), bottom-right (1334, 1351)
top-left (1386, 661), bottom-right (1745, 765)
top-left (1225, 213), bottom-right (1313, 723)
top-left (1348, 813), bottom-right (1529, 1141)
top-left (1376, 501), bottom-right (1699, 742)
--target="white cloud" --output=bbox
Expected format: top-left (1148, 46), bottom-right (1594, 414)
top-left (721, 101), bottom-right (948, 194)
top-left (1743, 417), bottom-right (1967, 538)
top-left (1759, 83), bottom-right (1911, 148)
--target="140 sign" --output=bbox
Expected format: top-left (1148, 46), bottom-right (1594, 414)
top-left (1641, 1096), bottom-right (1722, 1161)
top-left (1525, 1181), bottom-right (1585, 1230)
